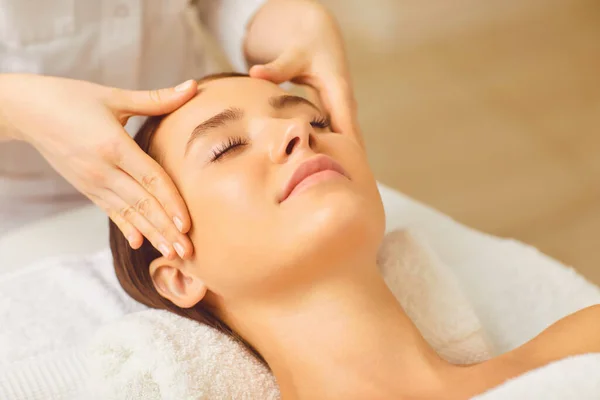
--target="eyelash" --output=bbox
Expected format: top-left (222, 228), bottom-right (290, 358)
top-left (210, 136), bottom-right (248, 162)
top-left (310, 115), bottom-right (330, 129)
top-left (209, 116), bottom-right (330, 162)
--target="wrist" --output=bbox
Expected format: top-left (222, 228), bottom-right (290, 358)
top-left (244, 0), bottom-right (327, 66)
top-left (0, 74), bottom-right (26, 142)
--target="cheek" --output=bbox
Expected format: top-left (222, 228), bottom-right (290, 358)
top-left (324, 136), bottom-right (380, 197)
top-left (314, 137), bottom-right (386, 247)
top-left (182, 162), bottom-right (276, 290)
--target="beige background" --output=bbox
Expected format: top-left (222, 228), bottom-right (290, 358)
top-left (321, 0), bottom-right (600, 284)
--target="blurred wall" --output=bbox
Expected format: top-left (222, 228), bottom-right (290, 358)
top-left (322, 0), bottom-right (600, 283)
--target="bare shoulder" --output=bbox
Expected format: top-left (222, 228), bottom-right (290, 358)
top-left (456, 305), bottom-right (600, 398)
top-left (511, 304), bottom-right (600, 367)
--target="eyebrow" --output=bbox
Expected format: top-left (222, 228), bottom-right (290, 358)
top-left (269, 94), bottom-right (320, 112)
top-left (185, 107), bottom-right (244, 155)
top-left (184, 94), bottom-right (320, 155)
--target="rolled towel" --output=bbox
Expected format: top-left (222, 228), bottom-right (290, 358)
top-left (377, 229), bottom-right (493, 364)
top-left (85, 229), bottom-right (492, 398)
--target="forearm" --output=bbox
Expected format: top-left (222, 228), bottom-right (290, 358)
top-left (0, 111), bottom-right (12, 142)
top-left (195, 0), bottom-right (268, 72)
top-left (244, 0), bottom-right (332, 66)
top-left (0, 74), bottom-right (19, 142)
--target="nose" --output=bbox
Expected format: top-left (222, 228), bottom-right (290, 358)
top-left (269, 118), bottom-right (314, 163)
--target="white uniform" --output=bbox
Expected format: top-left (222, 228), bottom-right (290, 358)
top-left (0, 0), bottom-right (265, 234)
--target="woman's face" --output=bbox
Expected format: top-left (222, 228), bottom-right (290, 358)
top-left (152, 77), bottom-right (385, 303)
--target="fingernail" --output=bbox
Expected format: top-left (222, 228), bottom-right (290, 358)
top-left (173, 242), bottom-right (185, 258)
top-left (127, 235), bottom-right (136, 248)
top-left (173, 216), bottom-right (184, 232)
top-left (158, 243), bottom-right (171, 258)
top-left (175, 79), bottom-right (194, 92)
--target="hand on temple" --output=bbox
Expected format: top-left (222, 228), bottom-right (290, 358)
top-left (0, 74), bottom-right (196, 259)
top-left (244, 0), bottom-right (362, 147)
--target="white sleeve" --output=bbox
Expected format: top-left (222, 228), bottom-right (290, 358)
top-left (196, 0), bottom-right (268, 73)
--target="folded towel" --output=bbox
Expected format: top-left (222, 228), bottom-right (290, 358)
top-left (84, 229), bottom-right (492, 398)
top-left (0, 251), bottom-right (146, 400)
top-left (472, 353), bottom-right (600, 399)
top-left (87, 310), bottom-right (280, 400)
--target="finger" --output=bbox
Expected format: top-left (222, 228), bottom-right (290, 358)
top-left (249, 48), bottom-right (306, 84)
top-left (117, 136), bottom-right (192, 235)
top-left (109, 79), bottom-right (198, 117)
top-left (102, 189), bottom-right (177, 260)
top-left (319, 75), bottom-right (363, 147)
top-left (90, 194), bottom-right (143, 249)
top-left (290, 73), bottom-right (355, 133)
top-left (110, 212), bottom-right (144, 249)
top-left (110, 170), bottom-right (193, 259)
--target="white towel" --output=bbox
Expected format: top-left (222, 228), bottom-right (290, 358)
top-left (84, 229), bottom-right (492, 399)
top-left (0, 251), bottom-right (146, 399)
top-left (86, 310), bottom-right (280, 400)
top-left (378, 229), bottom-right (493, 364)
top-left (472, 353), bottom-right (600, 399)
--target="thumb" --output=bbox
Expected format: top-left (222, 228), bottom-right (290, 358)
top-left (109, 79), bottom-right (198, 117)
top-left (249, 49), bottom-right (306, 84)
top-left (320, 76), bottom-right (363, 147)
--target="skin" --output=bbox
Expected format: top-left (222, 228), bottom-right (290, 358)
top-left (147, 77), bottom-right (600, 400)
top-left (0, 0), bottom-right (355, 261)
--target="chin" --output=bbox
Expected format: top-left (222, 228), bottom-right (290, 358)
top-left (287, 182), bottom-right (385, 268)
top-left (242, 184), bottom-right (384, 298)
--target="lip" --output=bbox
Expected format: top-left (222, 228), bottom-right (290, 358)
top-left (279, 155), bottom-right (349, 203)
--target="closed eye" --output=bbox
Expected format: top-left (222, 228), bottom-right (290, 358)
top-left (210, 136), bottom-right (248, 162)
top-left (209, 115), bottom-right (328, 162)
top-left (310, 115), bottom-right (330, 129)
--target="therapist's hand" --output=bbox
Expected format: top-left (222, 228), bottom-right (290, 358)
top-left (245, 0), bottom-right (361, 147)
top-left (0, 74), bottom-right (197, 259)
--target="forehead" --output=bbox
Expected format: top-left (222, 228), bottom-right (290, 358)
top-left (152, 77), bottom-right (286, 164)
top-left (161, 77), bottom-right (284, 136)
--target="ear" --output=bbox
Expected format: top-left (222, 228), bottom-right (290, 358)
top-left (149, 256), bottom-right (207, 308)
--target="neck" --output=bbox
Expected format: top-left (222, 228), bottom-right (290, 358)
top-left (226, 261), bottom-right (455, 400)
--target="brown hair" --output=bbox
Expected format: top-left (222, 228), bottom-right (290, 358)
top-left (108, 72), bottom-right (267, 365)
